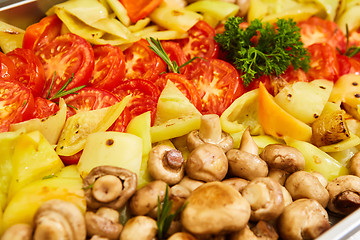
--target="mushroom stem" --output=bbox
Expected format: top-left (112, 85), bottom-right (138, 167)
top-left (199, 114), bottom-right (222, 144)
top-left (92, 175), bottom-right (123, 203)
top-left (164, 149), bottom-right (184, 170)
top-left (239, 127), bottom-right (258, 155)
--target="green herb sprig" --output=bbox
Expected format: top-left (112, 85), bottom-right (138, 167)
top-left (342, 24), bottom-right (360, 57)
top-left (214, 17), bottom-right (310, 86)
top-left (46, 72), bottom-right (86, 101)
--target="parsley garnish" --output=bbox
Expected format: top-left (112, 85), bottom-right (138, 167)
top-left (214, 17), bottom-right (310, 86)
top-left (46, 72), bottom-right (86, 101)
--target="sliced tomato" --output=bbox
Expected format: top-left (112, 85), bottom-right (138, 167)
top-left (61, 151), bottom-right (83, 166)
top-left (154, 73), bottom-right (202, 111)
top-left (108, 106), bottom-right (132, 132)
top-left (120, 0), bottom-right (162, 23)
top-left (37, 33), bottom-right (95, 99)
top-left (7, 48), bottom-right (45, 97)
top-left (337, 54), bottom-right (360, 76)
top-left (0, 79), bottom-right (35, 132)
top-left (0, 52), bottom-right (17, 81)
top-left (33, 97), bottom-right (59, 119)
top-left (185, 59), bottom-right (244, 115)
top-left (298, 16), bottom-right (346, 53)
top-left (22, 14), bottom-right (62, 52)
top-left (89, 44), bottom-right (126, 91)
top-left (124, 39), bottom-right (167, 81)
top-left (111, 79), bottom-right (160, 125)
top-left (306, 43), bottom-right (340, 82)
top-left (161, 41), bottom-right (189, 69)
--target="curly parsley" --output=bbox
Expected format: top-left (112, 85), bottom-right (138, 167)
top-left (214, 17), bottom-right (310, 86)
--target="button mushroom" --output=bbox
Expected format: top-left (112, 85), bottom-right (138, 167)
top-left (277, 199), bottom-right (330, 240)
top-left (241, 177), bottom-right (285, 221)
top-left (181, 181), bottom-right (251, 236)
top-left (226, 128), bottom-right (268, 180)
top-left (222, 177), bottom-right (249, 193)
top-left (187, 114), bottom-right (234, 152)
top-left (178, 176), bottom-right (205, 192)
top-left (167, 232), bottom-right (198, 240)
top-left (148, 144), bottom-right (185, 185)
top-left (85, 207), bottom-right (123, 240)
top-left (229, 221), bottom-right (278, 240)
top-left (32, 199), bottom-right (86, 240)
top-left (349, 151), bottom-right (360, 177)
top-left (260, 144), bottom-right (305, 185)
top-left (119, 216), bottom-right (157, 240)
top-left (185, 143), bottom-right (228, 182)
top-left (83, 166), bottom-right (137, 210)
top-left (326, 175), bottom-right (360, 215)
top-left (0, 223), bottom-right (33, 240)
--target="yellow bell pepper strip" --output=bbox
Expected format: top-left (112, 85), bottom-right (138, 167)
top-left (258, 82), bottom-right (312, 142)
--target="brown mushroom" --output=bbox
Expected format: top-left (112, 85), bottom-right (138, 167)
top-left (222, 177), bottom-right (249, 192)
top-left (311, 171), bottom-right (328, 188)
top-left (349, 151), bottom-right (360, 177)
top-left (181, 181), bottom-right (251, 236)
top-left (167, 232), bottom-right (198, 240)
top-left (285, 171), bottom-right (329, 208)
top-left (129, 180), bottom-right (168, 216)
top-left (326, 175), bottom-right (360, 215)
top-left (148, 144), bottom-right (185, 185)
top-left (33, 199), bottom-right (86, 240)
top-left (119, 216), bottom-right (157, 240)
top-left (178, 176), bottom-right (205, 192)
top-left (241, 177), bottom-right (285, 221)
top-left (83, 166), bottom-right (137, 210)
top-left (187, 114), bottom-right (233, 152)
top-left (89, 236), bottom-right (109, 240)
top-left (0, 223), bottom-right (33, 240)
top-left (277, 199), bottom-right (330, 240)
top-left (85, 207), bottom-right (123, 240)
top-left (185, 143), bottom-right (228, 182)
top-left (229, 221), bottom-right (278, 240)
top-left (260, 144), bottom-right (305, 185)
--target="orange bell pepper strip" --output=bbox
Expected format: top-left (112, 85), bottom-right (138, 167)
top-left (120, 0), bottom-right (163, 23)
top-left (258, 82), bottom-right (312, 142)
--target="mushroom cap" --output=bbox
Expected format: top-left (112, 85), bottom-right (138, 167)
top-left (181, 181), bottom-right (251, 235)
top-left (229, 221), bottom-right (278, 240)
top-left (33, 199), bottom-right (86, 240)
top-left (241, 177), bottom-right (285, 221)
top-left (326, 175), bottom-right (360, 215)
top-left (85, 210), bottom-right (123, 240)
top-left (167, 232), bottom-right (198, 240)
top-left (1, 223), bottom-right (33, 240)
top-left (260, 144), bottom-right (305, 173)
top-left (119, 216), bottom-right (157, 240)
top-left (222, 177), bottom-right (249, 193)
top-left (350, 151), bottom-right (360, 177)
top-left (285, 171), bottom-right (329, 208)
top-left (226, 149), bottom-right (268, 180)
top-left (277, 199), bottom-right (330, 240)
top-left (185, 143), bottom-right (228, 182)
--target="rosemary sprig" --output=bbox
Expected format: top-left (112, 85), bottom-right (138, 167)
top-left (147, 37), bottom-right (200, 74)
top-left (46, 72), bottom-right (86, 101)
top-left (342, 24), bottom-right (360, 57)
top-left (157, 185), bottom-right (187, 240)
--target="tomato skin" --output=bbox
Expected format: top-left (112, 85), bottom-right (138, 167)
top-left (0, 79), bottom-right (35, 132)
top-left (186, 59), bottom-right (244, 115)
top-left (111, 78), bottom-right (160, 125)
top-left (337, 54), bottom-right (360, 76)
top-left (120, 0), bottom-right (162, 23)
top-left (161, 41), bottom-right (189, 68)
top-left (22, 14), bottom-right (62, 52)
top-left (108, 106), bottom-right (132, 132)
top-left (124, 39), bottom-right (167, 81)
top-left (89, 44), bottom-right (126, 91)
top-left (38, 33), bottom-right (95, 99)
top-left (0, 52), bottom-right (17, 82)
top-left (33, 97), bottom-right (60, 119)
top-left (7, 48), bottom-right (45, 97)
top-left (61, 151), bottom-right (83, 166)
top-left (306, 43), bottom-right (340, 82)
top-left (298, 16), bottom-right (346, 53)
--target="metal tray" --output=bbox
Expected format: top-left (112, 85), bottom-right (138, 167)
top-left (0, 0), bottom-right (360, 239)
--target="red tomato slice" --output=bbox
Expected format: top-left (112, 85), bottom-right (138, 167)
top-left (22, 14), bottom-right (62, 52)
top-left (120, 0), bottom-right (162, 23)
top-left (124, 39), bottom-right (167, 81)
top-left (298, 16), bottom-right (346, 53)
top-left (0, 79), bottom-right (35, 132)
top-left (37, 33), bottom-right (95, 99)
top-left (0, 52), bottom-right (17, 81)
top-left (154, 73), bottom-right (202, 111)
top-left (338, 54), bottom-right (360, 76)
top-left (33, 97), bottom-right (60, 119)
top-left (162, 41), bottom-right (189, 68)
top-left (108, 106), bottom-right (132, 132)
top-left (306, 43), bottom-right (340, 82)
top-left (7, 48), bottom-right (45, 97)
top-left (186, 59), bottom-right (244, 115)
top-left (89, 44), bottom-right (126, 91)
top-left (111, 79), bottom-right (160, 125)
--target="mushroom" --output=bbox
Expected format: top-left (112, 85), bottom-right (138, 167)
top-left (226, 128), bottom-right (268, 180)
top-left (285, 171), bottom-right (329, 208)
top-left (311, 171), bottom-right (328, 188)
top-left (281, 186), bottom-right (293, 208)
top-left (326, 175), bottom-right (360, 215)
top-left (148, 144), bottom-right (185, 185)
top-left (32, 199), bottom-right (86, 240)
top-left (222, 177), bottom-right (249, 192)
top-left (83, 166), bottom-right (137, 210)
top-left (185, 143), bottom-right (228, 182)
top-left (85, 207), bottom-right (123, 240)
top-left (167, 232), bottom-right (198, 240)
top-left (89, 236), bottom-right (109, 240)
top-left (181, 181), bottom-right (251, 236)
top-left (178, 176), bottom-right (205, 192)
top-left (260, 144), bottom-right (305, 185)
top-left (229, 221), bottom-right (278, 240)
top-left (129, 180), bottom-right (168, 216)
top-left (187, 114), bottom-right (233, 152)
top-left (241, 177), bottom-right (285, 221)
top-left (277, 199), bottom-right (330, 240)
top-left (0, 223), bottom-right (33, 240)
top-left (119, 216), bottom-right (157, 240)
top-left (349, 151), bottom-right (360, 177)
